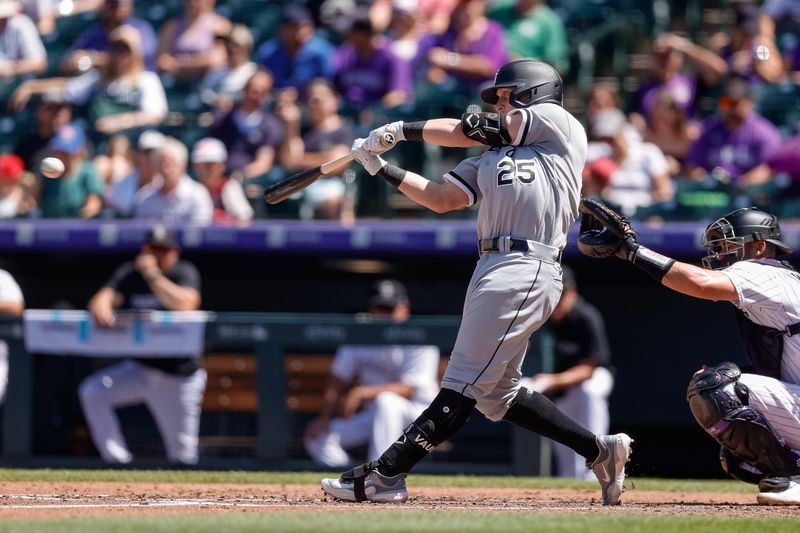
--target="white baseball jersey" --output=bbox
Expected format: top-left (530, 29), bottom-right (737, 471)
top-left (0, 269), bottom-right (23, 405)
top-left (721, 258), bottom-right (800, 451)
top-left (440, 103), bottom-right (588, 420)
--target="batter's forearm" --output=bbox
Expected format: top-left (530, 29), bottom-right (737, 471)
top-left (406, 119), bottom-right (483, 148)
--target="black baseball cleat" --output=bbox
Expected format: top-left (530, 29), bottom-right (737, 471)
top-left (321, 461), bottom-right (408, 503)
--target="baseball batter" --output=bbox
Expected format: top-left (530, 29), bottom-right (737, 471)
top-left (320, 60), bottom-right (633, 505)
top-left (578, 201), bottom-right (800, 505)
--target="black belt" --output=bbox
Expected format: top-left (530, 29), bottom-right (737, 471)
top-left (478, 238), bottom-right (563, 262)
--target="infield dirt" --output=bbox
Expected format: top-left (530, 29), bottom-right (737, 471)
top-left (0, 481), bottom-right (796, 519)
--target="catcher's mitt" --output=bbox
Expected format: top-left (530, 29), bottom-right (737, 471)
top-left (577, 198), bottom-right (638, 260)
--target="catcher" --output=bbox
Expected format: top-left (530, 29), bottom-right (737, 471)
top-left (578, 199), bottom-right (800, 505)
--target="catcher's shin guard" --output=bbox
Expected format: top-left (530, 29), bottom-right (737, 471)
top-left (378, 388), bottom-right (476, 476)
top-left (687, 362), bottom-right (800, 477)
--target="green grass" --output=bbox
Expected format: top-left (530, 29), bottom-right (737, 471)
top-left (0, 513), bottom-right (798, 533)
top-left (0, 468), bottom-right (754, 493)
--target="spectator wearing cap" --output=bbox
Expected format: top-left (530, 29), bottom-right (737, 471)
top-left (0, 0), bottom-right (46, 80)
top-left (79, 224), bottom-right (206, 464)
top-left (156, 0), bottom-right (230, 80)
top-left (206, 70), bottom-right (286, 187)
top-left (277, 78), bottom-right (355, 220)
top-left (709, 2), bottom-right (783, 84)
top-left (587, 107), bottom-right (673, 217)
top-left (415, 0), bottom-right (508, 100)
top-left (133, 136), bottom-right (213, 224)
top-left (12, 25), bottom-right (168, 140)
top-left (12, 92), bottom-right (72, 171)
top-left (0, 153), bottom-right (33, 218)
top-left (105, 130), bottom-right (163, 217)
top-left (61, 0), bottom-right (157, 74)
top-left (487, 0), bottom-right (568, 73)
top-left (304, 279), bottom-right (440, 468)
top-left (333, 17), bottom-right (411, 112)
top-left (520, 266), bottom-right (613, 480)
top-left (199, 24), bottom-right (257, 110)
top-left (191, 137), bottom-right (252, 222)
top-left (685, 75), bottom-right (782, 187)
top-left (39, 123), bottom-right (104, 218)
top-left (255, 5), bottom-right (335, 92)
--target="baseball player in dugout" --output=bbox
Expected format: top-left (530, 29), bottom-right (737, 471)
top-left (304, 279), bottom-right (440, 468)
top-left (321, 59), bottom-right (633, 505)
top-left (79, 225), bottom-right (206, 464)
top-left (578, 199), bottom-right (800, 506)
top-left (520, 265), bottom-right (614, 480)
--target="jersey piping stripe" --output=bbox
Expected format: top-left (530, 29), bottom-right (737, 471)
top-left (445, 171), bottom-right (477, 205)
top-left (460, 259), bottom-right (543, 394)
top-left (518, 108), bottom-right (533, 147)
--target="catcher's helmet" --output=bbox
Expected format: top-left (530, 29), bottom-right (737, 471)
top-left (480, 59), bottom-right (563, 108)
top-left (701, 207), bottom-right (792, 269)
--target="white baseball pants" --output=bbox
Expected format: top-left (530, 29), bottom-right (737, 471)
top-left (739, 373), bottom-right (800, 453)
top-left (79, 359), bottom-right (207, 464)
top-left (304, 391), bottom-right (428, 467)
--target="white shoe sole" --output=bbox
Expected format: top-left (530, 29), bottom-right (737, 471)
top-left (320, 478), bottom-right (409, 503)
top-left (757, 492), bottom-right (800, 506)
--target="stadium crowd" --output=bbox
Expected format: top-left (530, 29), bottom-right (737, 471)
top-left (1, 0), bottom-right (800, 222)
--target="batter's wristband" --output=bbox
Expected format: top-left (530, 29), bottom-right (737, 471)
top-left (402, 121), bottom-right (427, 142)
top-left (630, 245), bottom-right (676, 282)
top-left (377, 164), bottom-right (407, 188)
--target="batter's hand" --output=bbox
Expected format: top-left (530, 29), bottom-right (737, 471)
top-left (351, 138), bottom-right (387, 175)
top-left (364, 122), bottom-right (405, 154)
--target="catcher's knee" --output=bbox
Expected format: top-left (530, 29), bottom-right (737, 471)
top-left (687, 362), bottom-right (800, 476)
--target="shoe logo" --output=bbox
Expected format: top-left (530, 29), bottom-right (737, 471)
top-left (596, 466), bottom-right (611, 484)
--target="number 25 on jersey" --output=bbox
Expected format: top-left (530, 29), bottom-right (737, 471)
top-left (496, 148), bottom-right (538, 187)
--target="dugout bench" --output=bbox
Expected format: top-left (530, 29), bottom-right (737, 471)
top-left (0, 313), bottom-right (552, 474)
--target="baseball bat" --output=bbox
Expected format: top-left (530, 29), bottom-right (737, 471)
top-left (263, 132), bottom-right (396, 205)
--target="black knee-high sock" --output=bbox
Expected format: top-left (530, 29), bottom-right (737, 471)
top-left (503, 387), bottom-right (599, 461)
top-left (377, 389), bottom-right (476, 476)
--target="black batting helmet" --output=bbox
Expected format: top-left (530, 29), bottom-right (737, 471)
top-left (701, 207), bottom-right (792, 269)
top-left (480, 59), bottom-right (563, 108)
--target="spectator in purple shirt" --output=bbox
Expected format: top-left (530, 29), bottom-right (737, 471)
top-left (415, 0), bottom-right (508, 95)
top-left (684, 75), bottom-right (782, 188)
top-left (334, 17), bottom-right (410, 111)
top-left (255, 5), bottom-right (335, 93)
top-left (61, 0), bottom-right (157, 74)
top-left (206, 69), bottom-right (285, 185)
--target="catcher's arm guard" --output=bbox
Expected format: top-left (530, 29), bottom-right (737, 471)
top-left (577, 197), bottom-right (676, 281)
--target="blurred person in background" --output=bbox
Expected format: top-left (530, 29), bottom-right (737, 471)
top-left (385, 0), bottom-right (422, 71)
top-left (79, 225), bottom-right (206, 464)
top-left (206, 69), bottom-right (285, 187)
top-left (12, 91), bottom-right (72, 171)
top-left (709, 1), bottom-right (783, 84)
top-left (0, 0), bottom-right (46, 80)
top-left (0, 153), bottom-right (35, 217)
top-left (190, 137), bottom-right (252, 222)
top-left (133, 136), bottom-right (213, 224)
top-left (334, 16), bottom-right (410, 113)
top-left (61, 0), bottom-right (157, 74)
top-left (39, 123), bottom-right (104, 219)
top-left (156, 0), bottom-right (230, 80)
top-left (20, 0), bottom-right (55, 35)
top-left (0, 265), bottom-right (23, 404)
top-left (277, 78), bottom-right (354, 220)
top-left (369, 0), bottom-right (457, 35)
top-left (94, 134), bottom-right (134, 190)
top-left (12, 25), bottom-right (168, 141)
top-left (304, 279), bottom-right (440, 468)
top-left (487, 0), bottom-right (568, 74)
top-left (255, 5), bottom-right (334, 93)
top-left (105, 129), bottom-right (163, 217)
top-left (643, 91), bottom-right (701, 176)
top-left (415, 0), bottom-right (508, 98)
top-left (684, 75), bottom-right (782, 188)
top-left (199, 23), bottom-right (257, 111)
top-left (521, 266), bottom-right (613, 480)
top-left (588, 107), bottom-right (674, 217)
